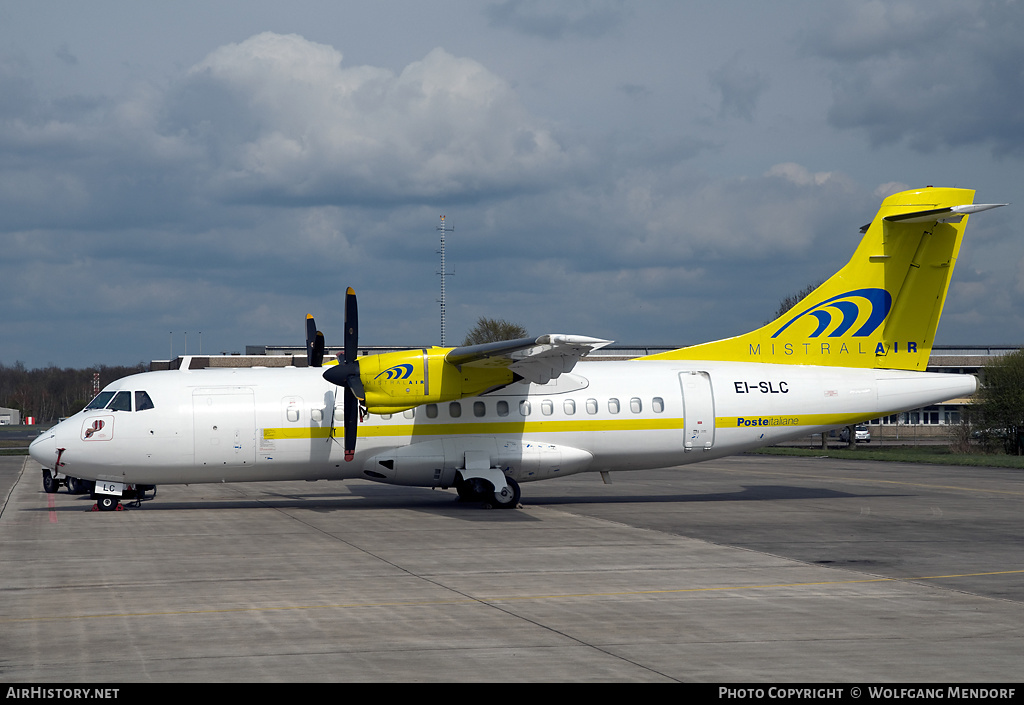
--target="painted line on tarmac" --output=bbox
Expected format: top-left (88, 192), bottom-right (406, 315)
top-left (725, 464), bottom-right (1024, 497)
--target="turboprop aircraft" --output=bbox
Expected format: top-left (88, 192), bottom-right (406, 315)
top-left (30, 187), bottom-right (1006, 511)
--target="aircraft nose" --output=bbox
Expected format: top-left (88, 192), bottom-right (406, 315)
top-left (29, 431), bottom-right (57, 468)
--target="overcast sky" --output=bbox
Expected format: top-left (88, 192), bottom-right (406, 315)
top-left (1, 0), bottom-right (1021, 368)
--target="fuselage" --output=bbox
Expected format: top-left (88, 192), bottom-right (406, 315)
top-left (30, 359), bottom-right (977, 488)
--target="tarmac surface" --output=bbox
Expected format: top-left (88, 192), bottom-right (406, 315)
top-left (1, 453), bottom-right (1022, 683)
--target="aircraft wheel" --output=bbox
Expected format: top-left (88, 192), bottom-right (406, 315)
top-left (42, 470), bottom-right (59, 494)
top-left (67, 477), bottom-right (86, 495)
top-left (455, 476), bottom-right (486, 502)
top-left (96, 495), bottom-right (119, 512)
top-left (488, 476), bottom-right (520, 509)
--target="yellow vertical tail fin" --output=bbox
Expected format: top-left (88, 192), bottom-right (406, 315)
top-left (641, 187), bottom-right (1006, 370)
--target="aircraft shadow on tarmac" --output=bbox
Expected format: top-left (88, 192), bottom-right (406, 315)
top-left (524, 484), bottom-right (906, 506)
top-left (33, 483), bottom-right (905, 520)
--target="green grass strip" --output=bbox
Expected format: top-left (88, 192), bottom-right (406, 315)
top-left (753, 445), bottom-right (1024, 468)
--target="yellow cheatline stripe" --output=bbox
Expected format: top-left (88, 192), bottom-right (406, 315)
top-left (5, 569), bottom-right (1021, 624)
top-left (264, 417), bottom-right (686, 440)
top-left (262, 411), bottom-right (886, 440)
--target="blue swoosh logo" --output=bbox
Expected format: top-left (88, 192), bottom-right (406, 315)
top-left (771, 288), bottom-right (892, 339)
top-left (375, 363), bottom-right (414, 381)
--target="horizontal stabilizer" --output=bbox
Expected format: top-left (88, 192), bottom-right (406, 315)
top-left (881, 202), bottom-right (1007, 225)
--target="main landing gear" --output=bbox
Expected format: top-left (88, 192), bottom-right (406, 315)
top-left (455, 474), bottom-right (521, 509)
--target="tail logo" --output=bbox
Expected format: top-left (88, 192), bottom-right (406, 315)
top-left (375, 363), bottom-right (414, 381)
top-left (771, 288), bottom-right (892, 339)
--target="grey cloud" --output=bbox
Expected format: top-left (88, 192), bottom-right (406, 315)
top-left (799, 0), bottom-right (963, 62)
top-left (0, 55), bottom-right (37, 121)
top-left (709, 56), bottom-right (768, 121)
top-left (485, 0), bottom-right (630, 39)
top-left (55, 43), bottom-right (78, 66)
top-left (805, 0), bottom-right (1024, 158)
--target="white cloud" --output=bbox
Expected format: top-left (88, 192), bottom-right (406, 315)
top-left (169, 33), bottom-right (569, 205)
top-left (604, 164), bottom-right (859, 262)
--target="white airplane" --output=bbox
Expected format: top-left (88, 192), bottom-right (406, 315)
top-left (30, 187), bottom-right (1006, 511)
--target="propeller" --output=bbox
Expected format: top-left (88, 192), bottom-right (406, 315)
top-left (305, 314), bottom-right (325, 367)
top-left (322, 288), bottom-right (364, 461)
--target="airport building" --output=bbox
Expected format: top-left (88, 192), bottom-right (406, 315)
top-left (0, 407), bottom-right (21, 425)
top-left (151, 344), bottom-right (1019, 437)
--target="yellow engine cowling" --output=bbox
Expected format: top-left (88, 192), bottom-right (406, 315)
top-left (357, 348), bottom-right (516, 414)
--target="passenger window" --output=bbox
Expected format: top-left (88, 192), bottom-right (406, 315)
top-left (426, 404), bottom-right (438, 419)
top-left (630, 397), bottom-right (642, 414)
top-left (652, 397), bottom-right (665, 413)
top-left (310, 408), bottom-right (323, 422)
top-left (381, 414), bottom-right (392, 420)
top-left (135, 391), bottom-right (155, 411)
top-left (286, 408), bottom-right (300, 422)
top-left (586, 398), bottom-right (598, 415)
top-left (608, 398), bottom-right (620, 414)
top-left (497, 400), bottom-right (509, 417)
top-left (449, 402), bottom-right (462, 418)
top-left (564, 399), bottom-right (576, 415)
top-left (541, 400), bottom-right (553, 416)
top-left (403, 409), bottom-right (415, 419)
top-left (473, 401), bottom-right (486, 418)
top-left (108, 391), bottom-right (132, 412)
top-left (519, 400), bottom-right (531, 416)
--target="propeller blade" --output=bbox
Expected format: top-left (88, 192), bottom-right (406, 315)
top-left (344, 287), bottom-right (358, 365)
top-left (311, 331), bottom-right (325, 368)
top-left (306, 315), bottom-right (325, 368)
top-left (343, 387), bottom-right (358, 462)
top-left (306, 315), bottom-right (316, 364)
top-left (321, 287), bottom-right (361, 461)
top-left (347, 374), bottom-right (365, 401)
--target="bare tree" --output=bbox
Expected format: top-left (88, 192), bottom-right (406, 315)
top-left (767, 281), bottom-right (824, 324)
top-left (462, 317), bottom-right (529, 346)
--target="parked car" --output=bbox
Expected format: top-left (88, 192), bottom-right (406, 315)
top-left (840, 425), bottom-right (871, 443)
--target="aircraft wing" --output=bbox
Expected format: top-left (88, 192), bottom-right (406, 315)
top-left (445, 335), bottom-right (612, 385)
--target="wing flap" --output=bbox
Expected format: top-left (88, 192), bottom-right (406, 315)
top-left (446, 334), bottom-right (611, 385)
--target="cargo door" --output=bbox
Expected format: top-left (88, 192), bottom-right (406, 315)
top-left (193, 388), bottom-right (256, 467)
top-left (679, 371), bottom-right (715, 451)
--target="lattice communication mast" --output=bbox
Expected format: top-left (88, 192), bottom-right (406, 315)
top-left (436, 215), bottom-right (454, 346)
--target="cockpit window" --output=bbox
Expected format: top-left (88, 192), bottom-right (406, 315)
top-left (85, 391), bottom-right (115, 410)
top-left (108, 391), bottom-right (133, 412)
top-left (135, 391), bottom-right (155, 411)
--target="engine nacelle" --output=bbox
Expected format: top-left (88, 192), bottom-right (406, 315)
top-left (356, 349), bottom-right (516, 414)
top-left (361, 438), bottom-right (594, 487)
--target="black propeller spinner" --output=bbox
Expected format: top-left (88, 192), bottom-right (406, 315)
top-left (320, 288), bottom-right (364, 461)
